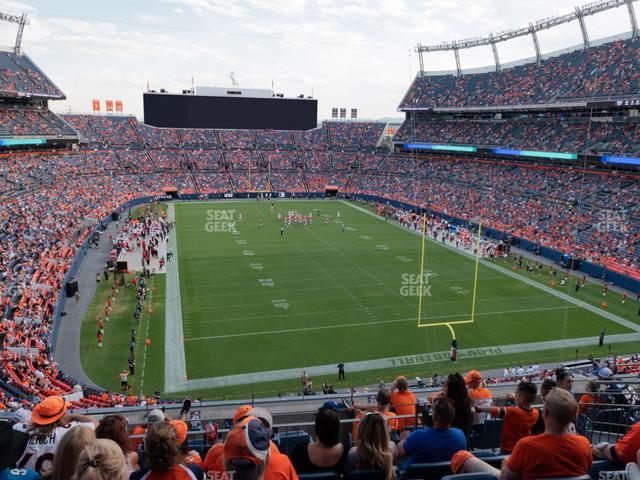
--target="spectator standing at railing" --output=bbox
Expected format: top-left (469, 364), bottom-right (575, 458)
top-left (389, 376), bottom-right (417, 430)
top-left (352, 389), bottom-right (399, 441)
top-left (475, 381), bottom-right (538, 454)
top-left (465, 370), bottom-right (493, 424)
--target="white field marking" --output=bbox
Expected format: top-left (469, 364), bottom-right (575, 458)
top-left (164, 203), bottom-right (189, 391)
top-left (184, 304), bottom-right (580, 341)
top-left (181, 292), bottom-right (564, 326)
top-left (178, 274), bottom-right (535, 301)
top-left (249, 262), bottom-right (264, 271)
top-left (397, 256), bottom-right (412, 263)
top-left (165, 331), bottom-right (640, 392)
top-left (341, 200), bottom-right (640, 333)
top-left (360, 235), bottom-right (371, 240)
top-left (450, 286), bottom-right (470, 296)
top-left (235, 239), bottom-right (247, 245)
top-left (258, 278), bottom-right (275, 287)
top-left (138, 277), bottom-right (155, 392)
top-left (242, 250), bottom-right (255, 256)
top-left (271, 299), bottom-right (289, 310)
top-left (376, 244), bottom-right (390, 250)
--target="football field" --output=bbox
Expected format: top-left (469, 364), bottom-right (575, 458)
top-left (163, 199), bottom-right (640, 394)
top-left (80, 199), bottom-right (640, 399)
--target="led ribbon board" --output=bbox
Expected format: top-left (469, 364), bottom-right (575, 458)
top-left (0, 138), bottom-right (46, 146)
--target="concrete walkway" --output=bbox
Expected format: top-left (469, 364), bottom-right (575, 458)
top-left (55, 211), bottom-right (128, 389)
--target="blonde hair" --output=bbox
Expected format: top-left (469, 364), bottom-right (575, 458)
top-left (51, 425), bottom-right (96, 480)
top-left (545, 387), bottom-right (578, 426)
top-left (75, 439), bottom-right (128, 480)
top-left (355, 413), bottom-right (396, 480)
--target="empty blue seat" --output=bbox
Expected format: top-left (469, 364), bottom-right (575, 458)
top-left (401, 460), bottom-right (453, 479)
top-left (299, 472), bottom-right (341, 480)
top-left (442, 473), bottom-right (498, 480)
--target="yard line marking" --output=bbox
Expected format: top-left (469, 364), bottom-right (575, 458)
top-left (184, 305), bottom-right (580, 341)
top-left (181, 293), bottom-right (564, 326)
top-left (165, 331), bottom-right (640, 391)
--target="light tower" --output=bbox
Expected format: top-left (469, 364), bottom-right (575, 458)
top-left (0, 11), bottom-right (30, 55)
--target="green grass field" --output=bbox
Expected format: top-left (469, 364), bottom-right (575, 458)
top-left (81, 199), bottom-right (640, 399)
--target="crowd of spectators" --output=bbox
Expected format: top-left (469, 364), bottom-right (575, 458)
top-left (400, 37), bottom-right (640, 109)
top-left (0, 51), bottom-right (64, 98)
top-left (394, 117), bottom-right (640, 156)
top-left (0, 106), bottom-right (75, 137)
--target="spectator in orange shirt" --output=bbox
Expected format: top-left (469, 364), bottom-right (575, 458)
top-left (452, 388), bottom-right (592, 480)
top-left (476, 381), bottom-right (538, 453)
top-left (578, 380), bottom-right (599, 416)
top-left (352, 389), bottom-right (399, 440)
top-left (390, 377), bottom-right (417, 430)
top-left (465, 370), bottom-right (493, 424)
top-left (592, 418), bottom-right (640, 466)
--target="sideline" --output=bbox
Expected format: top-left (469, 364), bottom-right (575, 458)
top-left (164, 203), bottom-right (189, 393)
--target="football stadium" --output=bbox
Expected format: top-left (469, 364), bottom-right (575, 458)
top-left (1, 1), bottom-right (640, 479)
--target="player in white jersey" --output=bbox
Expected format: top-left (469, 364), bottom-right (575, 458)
top-left (13, 396), bottom-right (96, 477)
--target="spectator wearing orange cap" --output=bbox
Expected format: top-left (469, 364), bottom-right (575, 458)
top-left (208, 408), bottom-right (297, 480)
top-left (465, 370), bottom-right (493, 424)
top-left (171, 419), bottom-right (204, 470)
top-left (223, 416), bottom-right (272, 480)
top-left (13, 395), bottom-right (97, 477)
top-left (204, 405), bottom-right (253, 474)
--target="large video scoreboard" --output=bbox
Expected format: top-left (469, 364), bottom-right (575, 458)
top-left (143, 90), bottom-right (317, 130)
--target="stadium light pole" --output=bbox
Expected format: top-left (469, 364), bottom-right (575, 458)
top-left (416, 43), bottom-right (425, 77)
top-left (627, 0), bottom-right (638, 38)
top-left (453, 44), bottom-right (462, 76)
top-left (489, 34), bottom-right (501, 72)
top-left (529, 23), bottom-right (542, 65)
top-left (575, 8), bottom-right (590, 48)
top-left (0, 11), bottom-right (30, 55)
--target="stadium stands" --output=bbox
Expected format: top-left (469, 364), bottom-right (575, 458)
top-left (399, 37), bottom-right (640, 109)
top-left (394, 117), bottom-right (640, 156)
top-left (0, 105), bottom-right (75, 137)
top-left (0, 51), bottom-right (64, 98)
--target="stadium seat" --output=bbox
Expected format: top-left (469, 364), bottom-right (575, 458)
top-left (298, 473), bottom-right (341, 480)
top-left (470, 419), bottom-right (503, 451)
top-left (276, 429), bottom-right (311, 456)
top-left (346, 469), bottom-right (397, 480)
top-left (400, 461), bottom-right (453, 479)
top-left (441, 474), bottom-right (498, 480)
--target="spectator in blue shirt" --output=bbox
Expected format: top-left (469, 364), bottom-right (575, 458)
top-left (397, 397), bottom-right (467, 469)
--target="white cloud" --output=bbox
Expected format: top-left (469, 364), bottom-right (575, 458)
top-left (17, 0), bottom-right (638, 119)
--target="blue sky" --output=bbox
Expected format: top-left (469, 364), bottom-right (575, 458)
top-left (0, 0), bottom-right (635, 120)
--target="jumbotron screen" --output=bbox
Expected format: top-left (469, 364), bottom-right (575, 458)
top-left (143, 92), bottom-right (318, 130)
